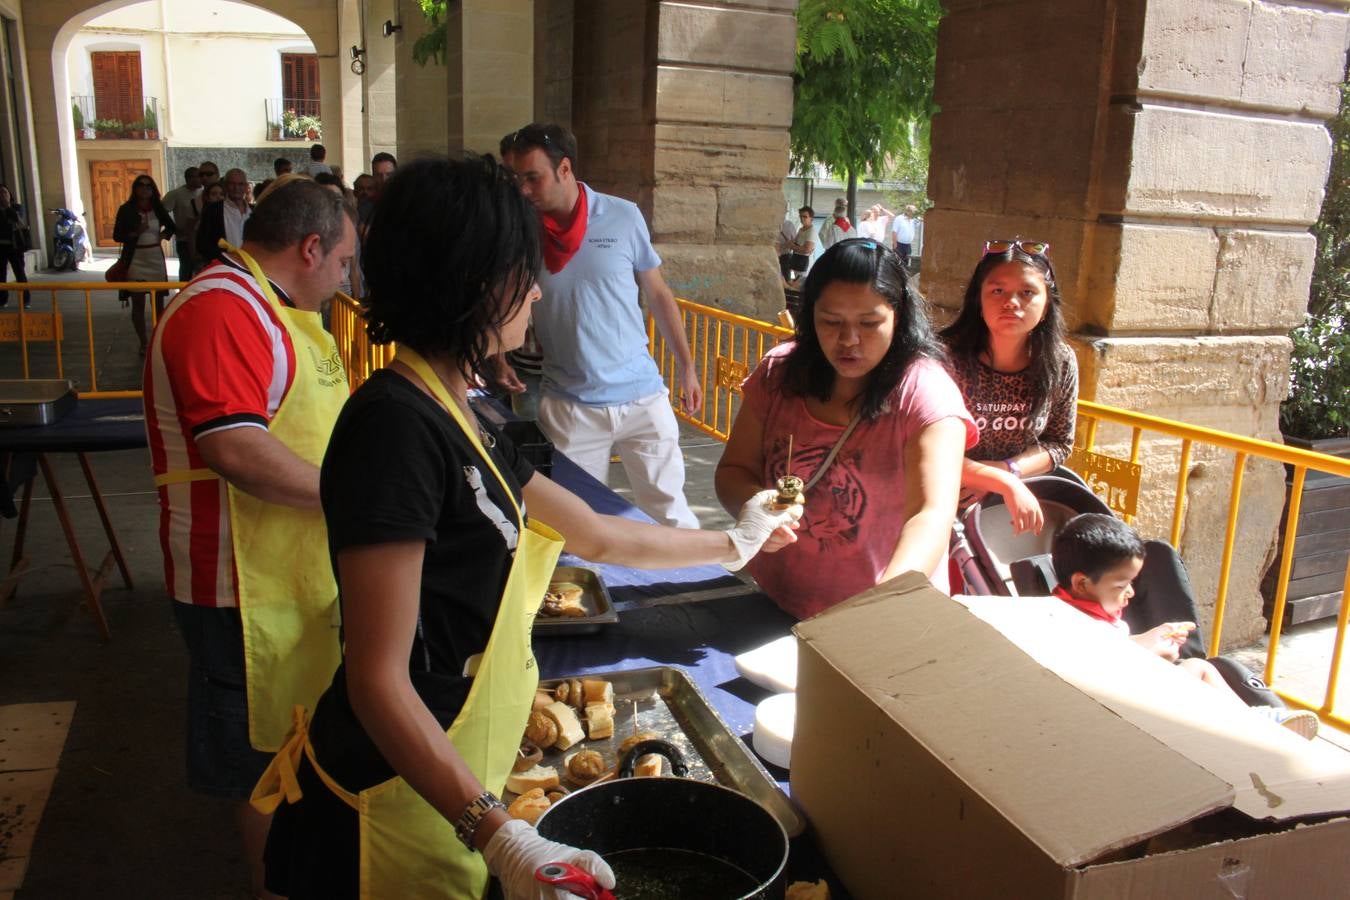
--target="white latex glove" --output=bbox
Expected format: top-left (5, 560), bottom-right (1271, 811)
top-left (483, 818), bottom-right (615, 900)
top-left (723, 488), bottom-right (806, 572)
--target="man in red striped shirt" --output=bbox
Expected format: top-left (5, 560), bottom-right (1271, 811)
top-left (143, 176), bottom-right (355, 899)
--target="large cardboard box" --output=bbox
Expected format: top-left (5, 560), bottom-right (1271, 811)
top-left (791, 572), bottom-right (1350, 899)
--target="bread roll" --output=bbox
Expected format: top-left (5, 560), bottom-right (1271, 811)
top-left (633, 753), bottom-right (663, 777)
top-left (505, 764), bottom-right (560, 795)
top-left (786, 881), bottom-right (831, 900)
top-left (565, 749), bottom-right (607, 785)
top-left (506, 787), bottom-right (550, 825)
top-left (582, 679), bottom-right (614, 706)
top-left (540, 701), bottom-right (586, 750)
top-left (585, 702), bottom-right (614, 740)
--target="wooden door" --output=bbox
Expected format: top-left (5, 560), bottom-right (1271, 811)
top-left (89, 159), bottom-right (151, 247)
top-left (91, 51), bottom-right (143, 125)
top-left (281, 52), bottom-right (320, 117)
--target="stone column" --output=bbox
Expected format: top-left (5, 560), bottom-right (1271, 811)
top-left (565, 0), bottom-right (795, 319)
top-left (443, 0), bottom-right (534, 156)
top-left (393, 0), bottom-right (447, 158)
top-left (926, 0), bottom-right (1350, 647)
top-left (361, 0), bottom-right (399, 166)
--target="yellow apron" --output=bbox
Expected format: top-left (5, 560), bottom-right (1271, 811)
top-left (155, 246), bottom-right (347, 751)
top-left (252, 347), bottom-right (562, 899)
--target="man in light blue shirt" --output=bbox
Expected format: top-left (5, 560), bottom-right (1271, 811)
top-left (500, 124), bottom-right (701, 528)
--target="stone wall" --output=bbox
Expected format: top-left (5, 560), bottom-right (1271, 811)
top-left (533, 0), bottom-right (575, 127)
top-left (927, 0), bottom-right (1350, 648)
top-left (393, 0), bottom-right (448, 159)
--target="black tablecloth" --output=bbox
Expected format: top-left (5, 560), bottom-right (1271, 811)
top-left (0, 397), bottom-right (145, 453)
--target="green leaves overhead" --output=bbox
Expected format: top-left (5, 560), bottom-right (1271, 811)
top-left (791, 0), bottom-right (941, 184)
top-left (412, 0), bottom-right (448, 66)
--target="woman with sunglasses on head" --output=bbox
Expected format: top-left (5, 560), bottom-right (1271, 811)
top-left (254, 155), bottom-right (800, 900)
top-left (716, 238), bottom-right (977, 619)
top-left (112, 174), bottom-right (175, 355)
top-left (940, 240), bottom-right (1079, 536)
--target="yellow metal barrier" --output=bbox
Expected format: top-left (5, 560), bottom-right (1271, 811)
top-left (330, 291), bottom-right (392, 386)
top-left (649, 298), bottom-right (1350, 733)
top-left (0, 279), bottom-right (183, 398)
top-left (646, 298), bottom-right (793, 441)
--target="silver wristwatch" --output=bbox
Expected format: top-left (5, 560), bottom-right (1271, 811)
top-left (454, 790), bottom-right (506, 850)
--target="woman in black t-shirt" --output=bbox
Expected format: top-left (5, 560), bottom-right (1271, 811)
top-left (258, 156), bottom-right (801, 900)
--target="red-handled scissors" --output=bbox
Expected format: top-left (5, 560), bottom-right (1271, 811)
top-left (534, 861), bottom-right (616, 900)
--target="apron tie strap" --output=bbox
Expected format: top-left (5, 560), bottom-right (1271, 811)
top-left (153, 468), bottom-right (219, 488)
top-left (249, 705), bottom-right (310, 815)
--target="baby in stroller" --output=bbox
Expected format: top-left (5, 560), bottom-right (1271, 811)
top-left (1051, 513), bottom-right (1319, 740)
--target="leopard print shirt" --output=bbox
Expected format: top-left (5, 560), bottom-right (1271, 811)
top-left (950, 347), bottom-right (1078, 467)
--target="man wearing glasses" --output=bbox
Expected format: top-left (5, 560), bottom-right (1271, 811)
top-left (499, 123), bottom-right (702, 528)
top-left (196, 168), bottom-right (252, 266)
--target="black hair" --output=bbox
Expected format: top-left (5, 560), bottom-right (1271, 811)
top-left (371, 151), bottom-right (397, 169)
top-left (198, 160), bottom-right (218, 173)
top-left (1051, 513), bottom-right (1144, 586)
top-left (243, 177), bottom-right (351, 255)
top-left (126, 175), bottom-right (172, 225)
top-left (940, 245), bottom-right (1068, 424)
top-left (274, 157), bottom-right (293, 175)
top-left (362, 155), bottom-right (541, 381)
top-left (499, 122), bottom-right (578, 173)
top-left (310, 143), bottom-right (326, 161)
top-left (782, 238), bottom-right (945, 420)
top-left (184, 166), bottom-right (198, 179)
top-left (798, 205), bottom-right (814, 217)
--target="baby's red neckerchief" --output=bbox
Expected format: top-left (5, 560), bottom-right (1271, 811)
top-left (539, 185), bottom-right (589, 274)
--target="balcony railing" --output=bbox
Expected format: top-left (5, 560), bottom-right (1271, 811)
top-left (265, 97), bottom-right (322, 141)
top-left (71, 95), bottom-right (160, 140)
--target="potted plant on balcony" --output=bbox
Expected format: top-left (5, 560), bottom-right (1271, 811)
top-left (91, 118), bottom-right (125, 139)
top-left (1263, 77), bottom-right (1350, 624)
top-left (72, 103), bottom-right (87, 139)
top-left (281, 108), bottom-right (321, 141)
top-left (142, 103), bottom-right (158, 140)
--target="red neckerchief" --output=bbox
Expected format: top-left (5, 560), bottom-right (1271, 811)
top-left (834, 217), bottom-right (851, 232)
top-left (1052, 585), bottom-right (1121, 626)
top-left (540, 186), bottom-right (588, 274)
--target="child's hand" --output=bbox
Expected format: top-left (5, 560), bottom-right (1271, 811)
top-left (1134, 622), bottom-right (1195, 661)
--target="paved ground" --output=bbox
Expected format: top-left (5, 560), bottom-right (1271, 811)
top-left (0, 262), bottom-right (1345, 898)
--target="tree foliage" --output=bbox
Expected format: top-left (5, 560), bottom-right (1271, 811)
top-left (411, 0), bottom-right (448, 66)
top-left (791, 0), bottom-right (942, 212)
top-left (1281, 77), bottom-right (1350, 440)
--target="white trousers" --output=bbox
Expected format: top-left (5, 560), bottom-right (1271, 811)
top-left (538, 390), bottom-right (699, 529)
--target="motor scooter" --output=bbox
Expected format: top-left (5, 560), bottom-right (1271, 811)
top-left (49, 208), bottom-right (89, 271)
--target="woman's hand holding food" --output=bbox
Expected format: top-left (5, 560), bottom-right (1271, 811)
top-left (482, 818), bottom-right (615, 900)
top-left (723, 489), bottom-right (805, 571)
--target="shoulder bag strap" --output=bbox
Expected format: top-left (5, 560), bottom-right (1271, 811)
top-left (802, 413), bottom-right (863, 491)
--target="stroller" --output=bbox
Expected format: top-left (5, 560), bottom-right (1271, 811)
top-left (952, 474), bottom-right (1282, 708)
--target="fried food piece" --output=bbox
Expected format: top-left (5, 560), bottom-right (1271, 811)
top-left (506, 787), bottom-right (550, 825)
top-left (786, 880), bottom-right (831, 900)
top-left (565, 749), bottom-right (607, 785)
top-left (540, 701), bottom-right (586, 750)
top-left (617, 731), bottom-right (659, 758)
top-left (538, 583), bottom-right (587, 618)
top-left (633, 754), bottom-right (663, 777)
top-left (545, 789), bottom-right (567, 804)
top-left (553, 681), bottom-right (571, 704)
top-left (513, 740), bottom-right (543, 773)
top-left (581, 679), bottom-right (614, 706)
top-left (773, 474), bottom-right (805, 509)
top-left (525, 710), bottom-right (559, 748)
top-left (532, 689), bottom-right (553, 711)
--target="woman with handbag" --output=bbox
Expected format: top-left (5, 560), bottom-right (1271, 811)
top-left (112, 174), bottom-right (175, 355)
top-left (0, 184), bottom-right (31, 309)
top-left (715, 238), bottom-right (978, 618)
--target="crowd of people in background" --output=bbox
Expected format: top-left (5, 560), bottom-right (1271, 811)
top-left (108, 144), bottom-right (395, 352)
top-left (778, 198), bottom-right (921, 287)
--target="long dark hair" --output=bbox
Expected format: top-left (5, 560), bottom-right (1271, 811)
top-left (940, 246), bottom-right (1067, 421)
top-left (125, 174), bottom-right (171, 226)
top-left (362, 155), bottom-right (541, 380)
top-left (782, 238), bottom-right (944, 420)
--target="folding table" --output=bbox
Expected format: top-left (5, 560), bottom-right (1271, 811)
top-left (0, 398), bottom-right (145, 640)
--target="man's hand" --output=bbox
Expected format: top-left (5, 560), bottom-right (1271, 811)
top-left (676, 367), bottom-right (703, 415)
top-left (490, 354), bottom-right (527, 395)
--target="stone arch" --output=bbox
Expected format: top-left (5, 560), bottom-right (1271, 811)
top-left (25, 0), bottom-right (342, 239)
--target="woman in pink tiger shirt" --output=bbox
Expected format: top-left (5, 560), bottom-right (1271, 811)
top-left (716, 238), bottom-right (977, 619)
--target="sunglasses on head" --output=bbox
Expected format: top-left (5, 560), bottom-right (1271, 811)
top-left (984, 239), bottom-right (1050, 257)
top-left (835, 237), bottom-right (884, 253)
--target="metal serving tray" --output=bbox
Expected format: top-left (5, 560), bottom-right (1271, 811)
top-left (0, 380), bottom-right (77, 427)
top-left (518, 665), bottom-right (804, 838)
top-left (532, 565), bottom-right (619, 635)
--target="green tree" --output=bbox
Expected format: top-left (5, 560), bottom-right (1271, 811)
top-left (791, 0), bottom-right (941, 220)
top-left (411, 0), bottom-right (448, 66)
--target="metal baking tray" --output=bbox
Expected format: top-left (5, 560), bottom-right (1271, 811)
top-left (0, 380), bottom-right (77, 427)
top-left (532, 565), bottom-right (619, 635)
top-left (515, 666), bottom-right (804, 837)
